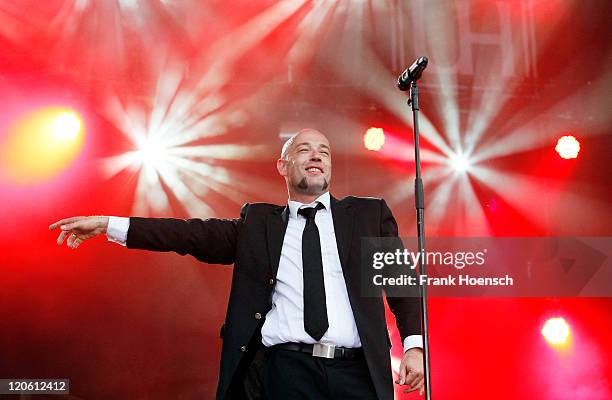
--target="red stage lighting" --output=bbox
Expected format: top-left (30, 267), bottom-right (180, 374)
top-left (364, 127), bottom-right (385, 151)
top-left (0, 107), bottom-right (84, 184)
top-left (555, 135), bottom-right (580, 159)
top-left (542, 317), bottom-right (571, 347)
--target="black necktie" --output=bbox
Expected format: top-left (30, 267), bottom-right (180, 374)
top-left (298, 203), bottom-right (328, 341)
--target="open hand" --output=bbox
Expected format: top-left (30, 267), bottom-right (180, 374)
top-left (49, 216), bottom-right (109, 249)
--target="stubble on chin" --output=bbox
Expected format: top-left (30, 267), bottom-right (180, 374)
top-left (296, 177), bottom-right (329, 194)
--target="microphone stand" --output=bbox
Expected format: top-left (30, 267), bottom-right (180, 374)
top-left (407, 79), bottom-right (432, 400)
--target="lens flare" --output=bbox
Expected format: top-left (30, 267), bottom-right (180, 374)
top-left (542, 317), bottom-right (571, 346)
top-left (364, 127), bottom-right (385, 151)
top-left (555, 135), bottom-right (580, 159)
top-left (0, 106), bottom-right (84, 184)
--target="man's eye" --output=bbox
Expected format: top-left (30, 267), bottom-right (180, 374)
top-left (299, 149), bottom-right (308, 152)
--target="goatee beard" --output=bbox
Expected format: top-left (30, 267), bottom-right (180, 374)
top-left (297, 177), bottom-right (329, 194)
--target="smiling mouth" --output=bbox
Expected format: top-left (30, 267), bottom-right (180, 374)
top-left (305, 167), bottom-right (323, 174)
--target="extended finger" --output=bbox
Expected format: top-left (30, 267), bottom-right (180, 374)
top-left (49, 217), bottom-right (83, 230)
top-left (57, 230), bottom-right (70, 245)
top-left (412, 375), bottom-right (424, 389)
top-left (67, 233), bottom-right (78, 248)
top-left (403, 386), bottom-right (420, 393)
top-left (397, 364), bottom-right (408, 385)
top-left (405, 369), bottom-right (420, 387)
top-left (61, 221), bottom-right (84, 232)
top-left (66, 233), bottom-right (75, 247)
top-left (403, 379), bottom-right (424, 393)
top-left (71, 236), bottom-right (82, 249)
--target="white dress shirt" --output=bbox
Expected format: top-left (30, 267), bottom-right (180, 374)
top-left (106, 192), bottom-right (422, 352)
top-left (260, 192), bottom-right (361, 348)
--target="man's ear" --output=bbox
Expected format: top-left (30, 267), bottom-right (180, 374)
top-left (277, 158), bottom-right (287, 177)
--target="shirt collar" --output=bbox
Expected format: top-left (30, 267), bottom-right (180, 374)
top-left (288, 191), bottom-right (330, 220)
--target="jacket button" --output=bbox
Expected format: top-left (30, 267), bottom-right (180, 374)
top-left (269, 278), bottom-right (275, 285)
top-left (240, 346), bottom-right (247, 352)
top-left (254, 312), bottom-right (262, 320)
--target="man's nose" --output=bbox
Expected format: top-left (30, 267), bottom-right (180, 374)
top-left (310, 153), bottom-right (321, 161)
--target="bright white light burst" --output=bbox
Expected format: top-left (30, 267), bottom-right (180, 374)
top-left (100, 62), bottom-right (273, 217)
top-left (542, 317), bottom-right (571, 346)
top-left (136, 138), bottom-right (167, 168)
top-left (51, 112), bottom-right (82, 140)
top-left (450, 153), bottom-right (471, 172)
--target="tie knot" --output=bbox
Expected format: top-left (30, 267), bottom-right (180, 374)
top-left (298, 202), bottom-right (324, 222)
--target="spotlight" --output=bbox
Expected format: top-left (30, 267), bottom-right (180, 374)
top-left (136, 138), bottom-right (166, 168)
top-left (541, 317), bottom-right (570, 346)
top-left (450, 153), bottom-right (470, 172)
top-left (364, 127), bottom-right (385, 151)
top-left (0, 106), bottom-right (84, 184)
top-left (51, 112), bottom-right (82, 140)
top-left (555, 135), bottom-right (580, 159)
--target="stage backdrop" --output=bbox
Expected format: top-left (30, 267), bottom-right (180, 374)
top-left (0, 1), bottom-right (611, 399)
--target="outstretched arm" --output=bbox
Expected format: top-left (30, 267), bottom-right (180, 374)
top-left (125, 214), bottom-right (242, 264)
top-left (49, 204), bottom-right (248, 265)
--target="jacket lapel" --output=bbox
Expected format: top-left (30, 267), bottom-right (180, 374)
top-left (266, 206), bottom-right (289, 278)
top-left (331, 196), bottom-right (353, 273)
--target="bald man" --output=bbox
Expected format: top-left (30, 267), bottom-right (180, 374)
top-left (50, 129), bottom-right (424, 399)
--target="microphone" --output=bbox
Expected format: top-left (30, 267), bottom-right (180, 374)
top-left (397, 56), bottom-right (428, 91)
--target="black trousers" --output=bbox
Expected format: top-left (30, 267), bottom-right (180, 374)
top-left (263, 347), bottom-right (379, 400)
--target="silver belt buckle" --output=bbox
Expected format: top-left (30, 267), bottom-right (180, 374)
top-left (312, 343), bottom-right (336, 358)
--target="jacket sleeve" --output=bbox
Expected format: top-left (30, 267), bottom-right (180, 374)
top-left (125, 204), bottom-right (249, 265)
top-left (379, 199), bottom-right (422, 340)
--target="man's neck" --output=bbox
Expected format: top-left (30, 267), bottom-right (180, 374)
top-left (288, 191), bottom-right (325, 205)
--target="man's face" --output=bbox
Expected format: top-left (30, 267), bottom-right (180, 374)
top-left (278, 130), bottom-right (332, 197)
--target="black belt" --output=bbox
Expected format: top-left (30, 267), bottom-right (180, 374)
top-left (271, 342), bottom-right (364, 360)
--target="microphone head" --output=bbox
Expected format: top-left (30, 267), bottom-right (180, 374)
top-left (397, 56), bottom-right (429, 91)
top-left (397, 71), bottom-right (411, 91)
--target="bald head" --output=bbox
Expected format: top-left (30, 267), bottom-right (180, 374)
top-left (280, 129), bottom-right (329, 160)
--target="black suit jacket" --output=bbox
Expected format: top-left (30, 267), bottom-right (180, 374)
top-left (126, 195), bottom-right (420, 400)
